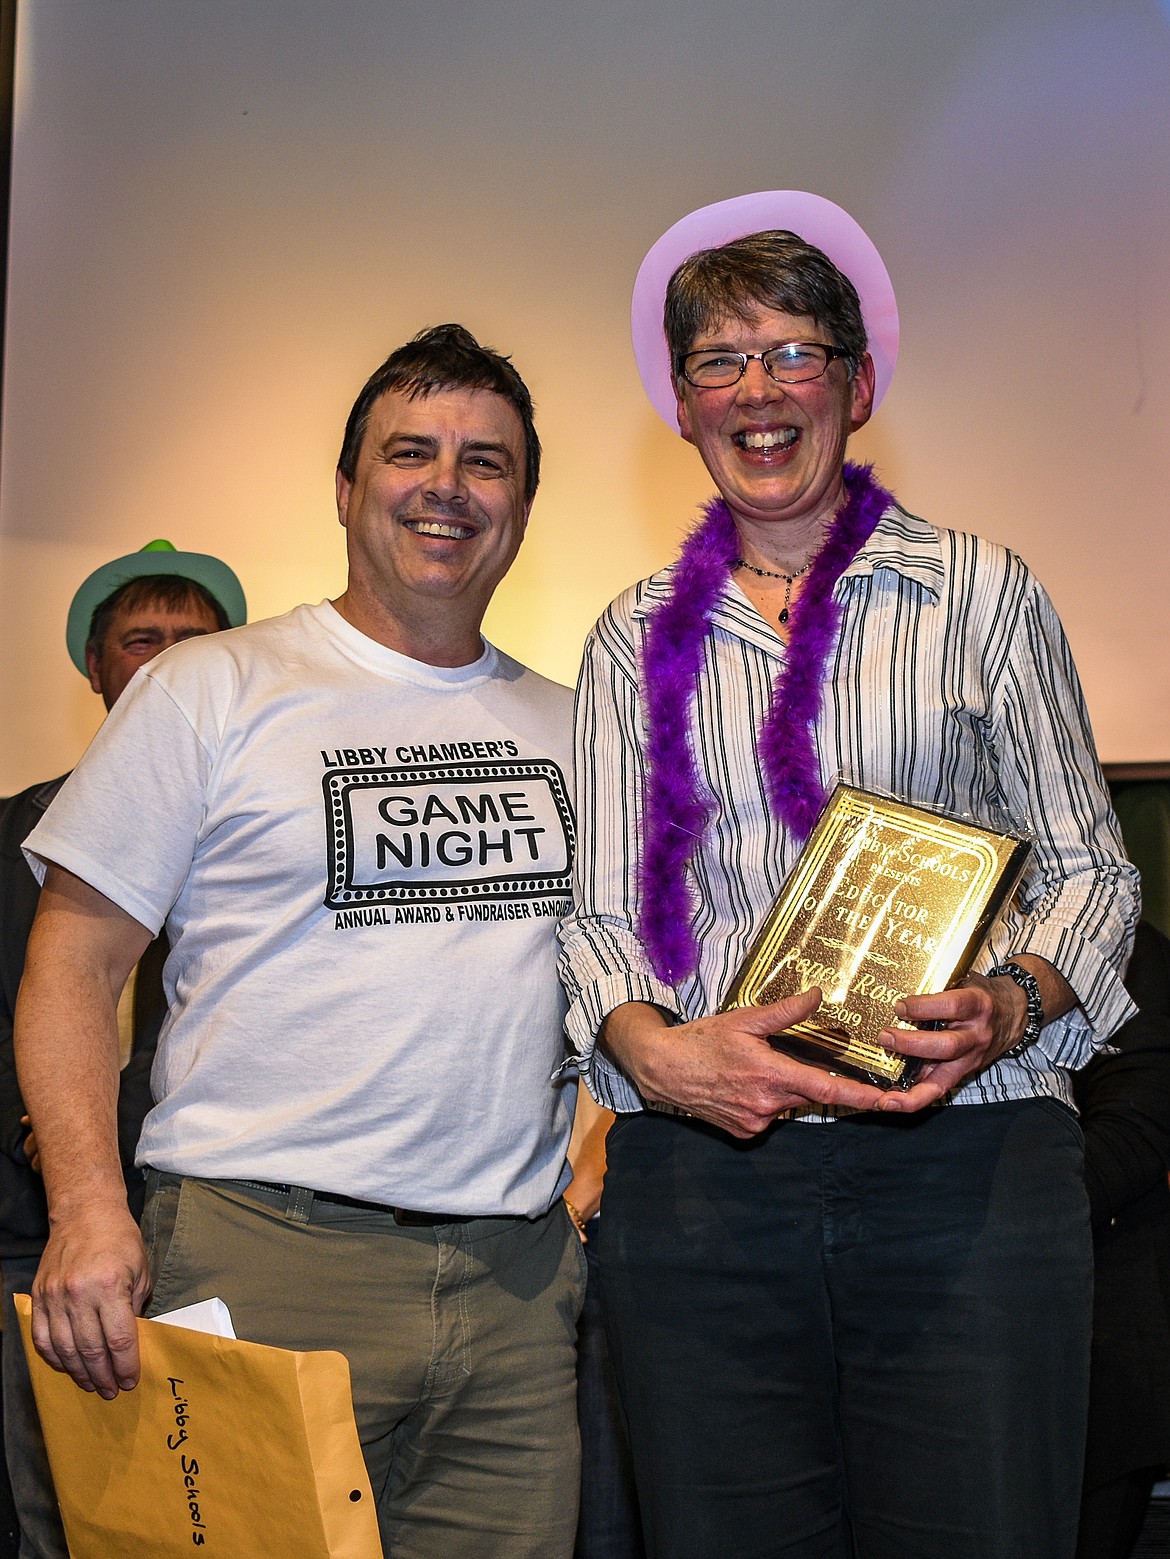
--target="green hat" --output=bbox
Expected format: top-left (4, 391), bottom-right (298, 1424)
top-left (66, 539), bottom-right (247, 674)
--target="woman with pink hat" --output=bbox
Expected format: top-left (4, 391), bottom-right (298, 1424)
top-left (558, 193), bottom-right (1137, 1558)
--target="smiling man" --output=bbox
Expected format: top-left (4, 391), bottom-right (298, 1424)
top-left (558, 197), bottom-right (1138, 1558)
top-left (15, 326), bottom-right (583, 1558)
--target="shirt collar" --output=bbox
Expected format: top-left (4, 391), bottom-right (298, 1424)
top-left (841, 503), bottom-right (944, 596)
top-left (632, 502), bottom-right (944, 657)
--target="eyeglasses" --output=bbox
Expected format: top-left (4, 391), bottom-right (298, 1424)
top-left (680, 342), bottom-right (850, 390)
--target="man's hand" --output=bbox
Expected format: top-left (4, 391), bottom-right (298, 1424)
top-left (31, 1203), bottom-right (151, 1399)
top-left (602, 989), bottom-right (888, 1138)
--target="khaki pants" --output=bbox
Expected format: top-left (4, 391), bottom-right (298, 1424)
top-left (142, 1171), bottom-right (585, 1559)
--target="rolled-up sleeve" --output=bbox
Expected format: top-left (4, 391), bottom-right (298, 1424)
top-left (985, 573), bottom-right (1139, 1058)
top-left (557, 599), bottom-right (682, 1111)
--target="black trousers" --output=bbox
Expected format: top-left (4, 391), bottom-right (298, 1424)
top-left (576, 1221), bottom-right (644, 1559)
top-left (599, 1100), bottom-right (1093, 1559)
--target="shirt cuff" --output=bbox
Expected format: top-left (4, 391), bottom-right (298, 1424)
top-left (562, 972), bottom-right (684, 1113)
top-left (991, 923), bottom-right (1137, 1063)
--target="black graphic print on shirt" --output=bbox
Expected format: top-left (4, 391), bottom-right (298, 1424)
top-left (322, 756), bottom-right (574, 909)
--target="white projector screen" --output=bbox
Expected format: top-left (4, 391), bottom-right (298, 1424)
top-left (2, 0), bottom-right (1168, 793)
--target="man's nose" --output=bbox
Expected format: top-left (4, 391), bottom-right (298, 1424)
top-left (423, 453), bottom-right (469, 504)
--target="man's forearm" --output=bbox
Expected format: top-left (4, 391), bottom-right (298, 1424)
top-left (14, 870), bottom-right (145, 1219)
top-left (14, 866), bottom-right (155, 1395)
top-left (17, 972), bottom-right (125, 1217)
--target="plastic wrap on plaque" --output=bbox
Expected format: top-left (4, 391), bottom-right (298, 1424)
top-left (720, 785), bottom-right (1032, 1089)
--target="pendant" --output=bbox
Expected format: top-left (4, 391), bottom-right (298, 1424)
top-left (779, 607), bottom-right (790, 625)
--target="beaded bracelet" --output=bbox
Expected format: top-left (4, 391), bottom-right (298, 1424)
top-left (988, 959), bottom-right (1044, 1056)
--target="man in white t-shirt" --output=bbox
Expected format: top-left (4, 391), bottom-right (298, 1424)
top-left (15, 324), bottom-right (584, 1559)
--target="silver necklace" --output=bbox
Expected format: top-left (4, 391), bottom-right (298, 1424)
top-left (734, 557), bottom-right (813, 624)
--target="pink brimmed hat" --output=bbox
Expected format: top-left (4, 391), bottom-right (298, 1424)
top-left (631, 190), bottom-right (899, 431)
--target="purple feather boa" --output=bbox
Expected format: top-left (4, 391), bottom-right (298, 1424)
top-left (637, 460), bottom-right (894, 985)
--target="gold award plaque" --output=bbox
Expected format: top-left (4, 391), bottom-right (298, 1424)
top-left (720, 785), bottom-right (1031, 1088)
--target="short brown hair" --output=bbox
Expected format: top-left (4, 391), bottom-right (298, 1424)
top-left (664, 229), bottom-right (867, 380)
top-left (338, 324), bottom-right (540, 503)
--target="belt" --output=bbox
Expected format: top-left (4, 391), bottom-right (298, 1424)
top-left (237, 1180), bottom-right (471, 1226)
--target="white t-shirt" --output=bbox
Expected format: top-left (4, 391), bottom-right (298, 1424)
top-left (26, 602), bottom-right (577, 1216)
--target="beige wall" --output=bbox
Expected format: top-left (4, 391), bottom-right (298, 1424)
top-left (3, 0), bottom-right (1168, 792)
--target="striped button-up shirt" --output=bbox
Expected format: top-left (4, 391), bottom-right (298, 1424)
top-left (557, 503), bottom-right (1139, 1116)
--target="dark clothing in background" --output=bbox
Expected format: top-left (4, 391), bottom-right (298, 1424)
top-left (1074, 920), bottom-right (1170, 1559)
top-left (0, 778), bottom-right (67, 1255)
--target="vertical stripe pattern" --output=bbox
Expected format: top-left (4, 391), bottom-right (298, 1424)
top-left (557, 505), bottom-right (1139, 1117)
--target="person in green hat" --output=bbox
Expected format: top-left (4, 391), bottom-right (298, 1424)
top-left (65, 538), bottom-right (246, 710)
top-left (0, 541), bottom-right (243, 1559)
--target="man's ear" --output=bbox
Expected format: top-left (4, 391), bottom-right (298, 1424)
top-left (335, 467), bottom-right (351, 528)
top-left (849, 353), bottom-right (877, 433)
top-left (84, 645), bottom-right (104, 697)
